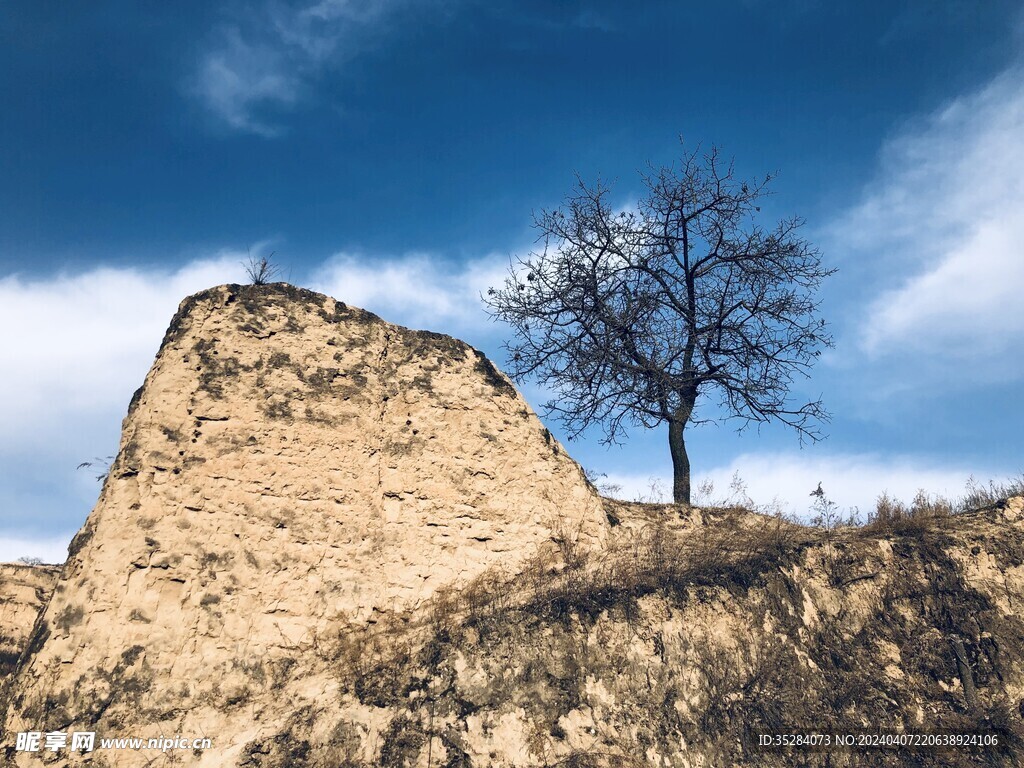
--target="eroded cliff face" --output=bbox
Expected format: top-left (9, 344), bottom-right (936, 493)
top-left (3, 284), bottom-right (1023, 768)
top-left (0, 284), bottom-right (606, 767)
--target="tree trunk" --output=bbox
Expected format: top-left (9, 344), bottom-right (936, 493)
top-left (668, 418), bottom-right (690, 505)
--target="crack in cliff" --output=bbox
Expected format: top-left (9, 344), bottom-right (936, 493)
top-left (376, 330), bottom-right (394, 520)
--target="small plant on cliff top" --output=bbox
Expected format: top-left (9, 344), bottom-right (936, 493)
top-left (809, 484), bottom-right (840, 530)
top-left (243, 250), bottom-right (280, 285)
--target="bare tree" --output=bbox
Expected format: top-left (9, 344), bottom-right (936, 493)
top-left (484, 145), bottom-right (835, 504)
top-left (243, 250), bottom-right (280, 285)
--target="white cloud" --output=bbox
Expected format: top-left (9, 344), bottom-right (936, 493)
top-left (834, 67), bottom-right (1024, 367)
top-left (310, 251), bottom-right (509, 334)
top-left (0, 255), bottom-right (249, 442)
top-left (192, 0), bottom-right (418, 135)
top-left (195, 29), bottom-right (301, 137)
top-left (601, 451), bottom-right (1006, 520)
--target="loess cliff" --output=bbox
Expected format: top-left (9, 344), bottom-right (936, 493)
top-left (2, 284), bottom-right (1023, 767)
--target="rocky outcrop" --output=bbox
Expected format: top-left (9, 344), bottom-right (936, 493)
top-left (1, 284), bottom-right (607, 766)
top-left (0, 565), bottom-right (59, 683)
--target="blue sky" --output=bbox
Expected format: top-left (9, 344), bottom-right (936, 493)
top-left (2, 1), bottom-right (1023, 561)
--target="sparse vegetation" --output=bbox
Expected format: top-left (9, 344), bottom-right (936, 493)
top-left (586, 468), bottom-right (1024, 534)
top-left (583, 468), bottom-right (623, 498)
top-left (961, 474), bottom-right (1024, 511)
top-left (243, 250), bottom-right (281, 285)
top-left (866, 489), bottom-right (954, 535)
top-left (859, 475), bottom-right (1024, 536)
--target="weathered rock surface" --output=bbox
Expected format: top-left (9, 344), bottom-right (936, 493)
top-left (2, 283), bottom-right (1023, 767)
top-left (0, 565), bottom-right (59, 683)
top-left (1, 284), bottom-right (606, 766)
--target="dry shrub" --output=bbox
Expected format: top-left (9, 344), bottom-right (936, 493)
top-left (459, 567), bottom-right (519, 638)
top-left (867, 490), bottom-right (954, 535)
top-left (551, 516), bottom-right (589, 570)
top-left (330, 614), bottom-right (420, 708)
top-left (672, 512), bottom-right (801, 591)
top-left (864, 475), bottom-right (1024, 536)
top-left (516, 511), bottom-right (801, 625)
top-left (961, 475), bottom-right (1024, 511)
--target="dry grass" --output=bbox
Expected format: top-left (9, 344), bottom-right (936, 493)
top-left (961, 475), bottom-right (1024, 511)
top-left (327, 509), bottom-right (806, 705)
top-left (798, 474), bottom-right (1024, 539)
top-left (865, 490), bottom-right (956, 535)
